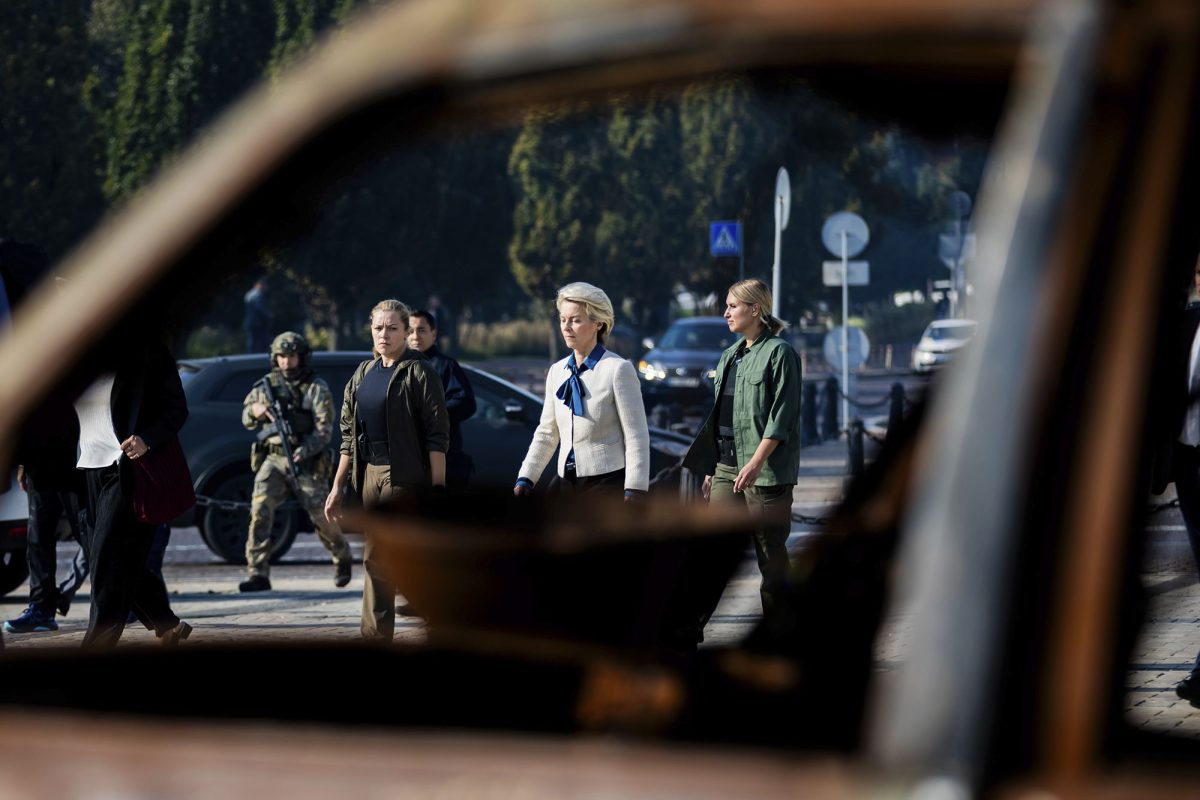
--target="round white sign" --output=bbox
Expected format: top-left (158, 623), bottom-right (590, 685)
top-left (821, 212), bottom-right (869, 258)
top-left (823, 325), bottom-right (870, 371)
top-left (774, 167), bottom-right (791, 230)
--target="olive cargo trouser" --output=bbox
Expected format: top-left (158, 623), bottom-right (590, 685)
top-left (247, 453), bottom-right (351, 576)
top-left (709, 462), bottom-right (793, 615)
top-left (360, 463), bottom-right (412, 641)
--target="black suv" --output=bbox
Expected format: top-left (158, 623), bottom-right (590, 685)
top-left (637, 317), bottom-right (737, 421)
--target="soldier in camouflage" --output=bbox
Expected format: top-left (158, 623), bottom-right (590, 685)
top-left (238, 332), bottom-right (353, 592)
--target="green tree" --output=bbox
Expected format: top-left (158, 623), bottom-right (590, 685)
top-left (508, 78), bottom-right (778, 333)
top-left (508, 103), bottom-right (609, 311)
top-left (0, 0), bottom-right (103, 258)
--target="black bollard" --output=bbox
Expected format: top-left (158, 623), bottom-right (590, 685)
top-left (668, 402), bottom-right (683, 426)
top-left (650, 404), bottom-right (669, 429)
top-left (801, 381), bottom-right (819, 446)
top-left (821, 376), bottom-right (840, 440)
top-left (887, 382), bottom-right (905, 438)
top-left (848, 419), bottom-right (865, 477)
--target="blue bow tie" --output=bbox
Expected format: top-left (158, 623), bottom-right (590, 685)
top-left (556, 358), bottom-right (588, 416)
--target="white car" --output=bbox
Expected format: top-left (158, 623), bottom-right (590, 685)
top-left (911, 319), bottom-right (977, 374)
top-left (0, 475), bottom-right (30, 596)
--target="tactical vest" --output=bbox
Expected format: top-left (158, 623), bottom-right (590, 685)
top-left (269, 373), bottom-right (315, 438)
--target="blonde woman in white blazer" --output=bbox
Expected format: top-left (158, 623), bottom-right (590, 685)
top-left (514, 282), bottom-right (650, 499)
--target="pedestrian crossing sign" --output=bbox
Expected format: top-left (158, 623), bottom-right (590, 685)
top-left (710, 221), bottom-right (742, 257)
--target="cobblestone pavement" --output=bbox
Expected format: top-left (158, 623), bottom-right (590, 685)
top-left (2, 438), bottom-right (1198, 743)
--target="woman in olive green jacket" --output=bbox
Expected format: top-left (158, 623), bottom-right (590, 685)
top-left (324, 298), bottom-right (449, 641)
top-left (683, 278), bottom-right (802, 615)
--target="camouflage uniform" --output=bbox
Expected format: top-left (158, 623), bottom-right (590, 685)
top-left (242, 345), bottom-right (352, 580)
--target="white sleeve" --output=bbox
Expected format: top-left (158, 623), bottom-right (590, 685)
top-left (613, 359), bottom-right (650, 491)
top-left (517, 367), bottom-right (562, 483)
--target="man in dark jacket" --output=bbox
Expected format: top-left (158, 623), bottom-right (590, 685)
top-left (409, 309), bottom-right (476, 488)
top-left (6, 408), bottom-right (89, 633)
top-left (0, 240), bottom-right (90, 634)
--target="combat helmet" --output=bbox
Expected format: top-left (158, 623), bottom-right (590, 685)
top-left (270, 331), bottom-right (311, 374)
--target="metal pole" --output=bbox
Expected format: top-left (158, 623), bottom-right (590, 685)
top-left (772, 200), bottom-right (783, 317)
top-left (738, 222), bottom-right (745, 281)
top-left (952, 216), bottom-right (962, 318)
top-left (841, 229), bottom-right (850, 433)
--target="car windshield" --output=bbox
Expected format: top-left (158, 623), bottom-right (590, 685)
top-left (657, 322), bottom-right (738, 352)
top-left (928, 322), bottom-right (977, 340)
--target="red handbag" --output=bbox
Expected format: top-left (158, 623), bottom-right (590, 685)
top-left (130, 436), bottom-right (196, 524)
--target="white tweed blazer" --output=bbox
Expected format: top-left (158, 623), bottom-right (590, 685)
top-left (518, 349), bottom-right (651, 491)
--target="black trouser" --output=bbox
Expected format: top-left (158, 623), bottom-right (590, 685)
top-left (549, 467), bottom-right (625, 495)
top-left (1172, 443), bottom-right (1200, 671)
top-left (25, 473), bottom-right (88, 613)
top-left (81, 462), bottom-right (178, 647)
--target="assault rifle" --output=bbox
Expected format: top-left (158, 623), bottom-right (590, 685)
top-left (255, 377), bottom-right (303, 493)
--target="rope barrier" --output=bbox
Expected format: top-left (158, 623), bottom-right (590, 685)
top-left (1147, 498), bottom-right (1180, 516)
top-left (194, 496), bottom-right (302, 512)
top-left (836, 389), bottom-right (894, 409)
top-left (862, 429), bottom-right (887, 445)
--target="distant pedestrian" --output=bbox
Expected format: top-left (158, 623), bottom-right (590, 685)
top-left (238, 331), bottom-right (352, 593)
top-left (683, 278), bottom-right (802, 616)
top-left (408, 309), bottom-right (476, 487)
top-left (513, 282), bottom-right (649, 499)
top-left (325, 299), bottom-right (449, 640)
top-left (244, 277), bottom-right (271, 354)
top-left (427, 294), bottom-right (455, 355)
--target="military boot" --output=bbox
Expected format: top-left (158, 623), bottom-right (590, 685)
top-left (238, 575), bottom-right (272, 593)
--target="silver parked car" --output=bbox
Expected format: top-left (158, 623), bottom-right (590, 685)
top-left (910, 318), bottom-right (977, 374)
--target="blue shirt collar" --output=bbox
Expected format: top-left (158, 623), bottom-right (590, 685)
top-left (571, 343), bottom-right (606, 372)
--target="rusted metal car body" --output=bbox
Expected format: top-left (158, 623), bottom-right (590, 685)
top-left (0, 0), bottom-right (1197, 796)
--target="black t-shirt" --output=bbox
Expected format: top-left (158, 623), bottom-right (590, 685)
top-left (356, 361), bottom-right (396, 452)
top-left (716, 343), bottom-right (747, 439)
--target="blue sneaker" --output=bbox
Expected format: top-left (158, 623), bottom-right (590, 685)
top-left (3, 604), bottom-right (59, 633)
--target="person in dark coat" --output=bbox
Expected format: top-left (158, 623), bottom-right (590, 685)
top-left (1156, 255), bottom-right (1200, 704)
top-left (408, 309), bottom-right (476, 487)
top-left (74, 334), bottom-right (192, 647)
top-left (0, 240), bottom-right (92, 634)
top-left (4, 405), bottom-right (90, 633)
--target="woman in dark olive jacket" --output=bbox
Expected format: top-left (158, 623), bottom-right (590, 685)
top-left (324, 298), bottom-right (449, 641)
top-left (684, 278), bottom-right (803, 617)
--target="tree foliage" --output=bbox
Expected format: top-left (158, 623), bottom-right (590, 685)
top-left (1, 5), bottom-right (991, 355)
top-left (0, 0), bottom-right (103, 258)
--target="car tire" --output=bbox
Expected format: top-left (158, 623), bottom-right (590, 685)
top-left (0, 549), bottom-right (29, 596)
top-left (199, 469), bottom-right (299, 565)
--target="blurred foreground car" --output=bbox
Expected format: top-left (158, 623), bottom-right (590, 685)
top-left (910, 318), bottom-right (977, 373)
top-left (177, 352), bottom-right (691, 563)
top-left (0, 0), bottom-right (1196, 797)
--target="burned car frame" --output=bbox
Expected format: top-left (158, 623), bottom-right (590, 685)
top-left (0, 0), bottom-right (1197, 797)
